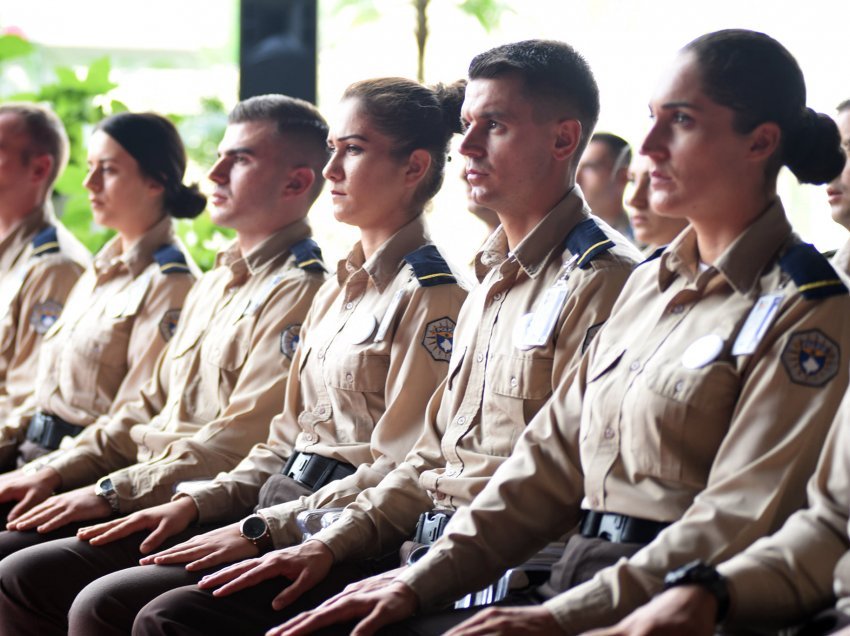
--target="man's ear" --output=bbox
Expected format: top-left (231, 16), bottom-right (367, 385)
top-left (282, 167), bottom-right (317, 197)
top-left (29, 154), bottom-right (53, 184)
top-left (553, 119), bottom-right (582, 161)
top-left (404, 149), bottom-right (432, 188)
top-left (748, 122), bottom-right (781, 161)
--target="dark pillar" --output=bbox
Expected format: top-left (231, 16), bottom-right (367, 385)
top-left (239, 0), bottom-right (318, 103)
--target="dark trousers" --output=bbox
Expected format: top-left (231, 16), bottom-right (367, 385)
top-left (0, 527), bottom-right (209, 636)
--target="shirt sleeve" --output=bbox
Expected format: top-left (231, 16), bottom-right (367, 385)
top-left (259, 282), bottom-right (467, 548)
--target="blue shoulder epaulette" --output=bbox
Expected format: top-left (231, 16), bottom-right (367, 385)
top-left (154, 244), bottom-right (191, 275)
top-left (291, 238), bottom-right (327, 273)
top-left (403, 244), bottom-right (457, 287)
top-left (779, 242), bottom-right (847, 300)
top-left (639, 245), bottom-right (667, 266)
top-left (31, 225), bottom-right (60, 257)
top-left (564, 217), bottom-right (615, 269)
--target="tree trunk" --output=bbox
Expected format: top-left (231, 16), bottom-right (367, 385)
top-left (414, 0), bottom-right (429, 82)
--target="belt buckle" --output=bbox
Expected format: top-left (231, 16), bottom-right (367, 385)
top-left (27, 412), bottom-right (46, 442)
top-left (288, 452), bottom-right (311, 481)
top-left (597, 513), bottom-right (627, 542)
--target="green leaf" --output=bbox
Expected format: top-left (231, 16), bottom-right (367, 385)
top-left (53, 66), bottom-right (82, 87)
top-left (83, 57), bottom-right (117, 93)
top-left (0, 34), bottom-right (35, 62)
top-left (456, 0), bottom-right (511, 31)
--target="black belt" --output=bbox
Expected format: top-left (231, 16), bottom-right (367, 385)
top-left (282, 451), bottom-right (356, 491)
top-left (413, 510), bottom-right (454, 546)
top-left (580, 510), bottom-right (670, 544)
top-left (25, 411), bottom-right (85, 451)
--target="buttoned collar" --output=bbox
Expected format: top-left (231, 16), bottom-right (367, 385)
top-left (217, 218), bottom-right (314, 281)
top-left (94, 215), bottom-right (178, 278)
top-left (473, 187), bottom-right (587, 282)
top-left (659, 198), bottom-right (792, 295)
top-left (336, 214), bottom-right (430, 292)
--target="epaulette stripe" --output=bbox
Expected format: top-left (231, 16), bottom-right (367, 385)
top-left (297, 258), bottom-right (321, 268)
top-left (798, 279), bottom-right (845, 293)
top-left (31, 241), bottom-right (59, 256)
top-left (577, 239), bottom-right (615, 268)
top-left (418, 272), bottom-right (456, 282)
top-left (160, 262), bottom-right (190, 273)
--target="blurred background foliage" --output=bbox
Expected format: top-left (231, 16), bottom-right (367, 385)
top-left (0, 32), bottom-right (231, 270)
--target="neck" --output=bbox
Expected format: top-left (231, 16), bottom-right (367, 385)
top-left (358, 212), bottom-right (416, 262)
top-left (691, 193), bottom-right (772, 265)
top-left (118, 213), bottom-right (165, 254)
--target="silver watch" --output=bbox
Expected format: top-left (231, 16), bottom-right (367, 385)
top-left (94, 476), bottom-right (120, 513)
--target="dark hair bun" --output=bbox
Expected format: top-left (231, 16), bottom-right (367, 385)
top-left (784, 108), bottom-right (845, 185)
top-left (433, 80), bottom-right (467, 136)
top-left (167, 183), bottom-right (207, 219)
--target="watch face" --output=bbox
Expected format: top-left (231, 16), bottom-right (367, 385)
top-left (241, 515), bottom-right (268, 540)
top-left (99, 478), bottom-right (114, 493)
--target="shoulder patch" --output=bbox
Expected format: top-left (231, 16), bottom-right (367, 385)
top-left (404, 245), bottom-right (457, 287)
top-left (159, 308), bottom-right (181, 342)
top-left (564, 218), bottom-right (615, 269)
top-left (781, 329), bottom-right (840, 387)
top-left (421, 316), bottom-right (456, 362)
top-left (154, 244), bottom-right (191, 275)
top-left (31, 225), bottom-right (60, 257)
top-left (291, 238), bottom-right (327, 273)
top-left (280, 323), bottom-right (302, 359)
top-left (779, 243), bottom-right (847, 300)
top-left (30, 300), bottom-right (63, 334)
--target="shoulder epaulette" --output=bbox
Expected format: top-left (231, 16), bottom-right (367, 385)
top-left (403, 244), bottom-right (457, 287)
top-left (31, 225), bottom-right (60, 257)
top-left (779, 242), bottom-right (847, 300)
top-left (564, 217), bottom-right (615, 269)
top-left (154, 244), bottom-right (191, 275)
top-left (639, 245), bottom-right (667, 266)
top-left (291, 238), bottom-right (327, 273)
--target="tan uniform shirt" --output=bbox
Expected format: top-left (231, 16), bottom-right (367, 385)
top-left (832, 237), bottom-right (850, 285)
top-left (5, 216), bottom-right (196, 438)
top-left (397, 199), bottom-right (850, 634)
top-left (313, 188), bottom-right (640, 562)
top-left (0, 206), bottom-right (89, 427)
top-left (34, 220), bottom-right (325, 513)
top-left (716, 394), bottom-right (850, 628)
top-left (185, 215), bottom-right (467, 547)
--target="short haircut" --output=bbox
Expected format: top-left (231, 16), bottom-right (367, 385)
top-left (0, 102), bottom-right (69, 193)
top-left (837, 99), bottom-right (850, 114)
top-left (229, 94), bottom-right (329, 201)
top-left (591, 132), bottom-right (632, 173)
top-left (468, 39), bottom-right (600, 156)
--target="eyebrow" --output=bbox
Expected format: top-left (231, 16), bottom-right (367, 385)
top-left (221, 146), bottom-right (256, 157)
top-left (335, 134), bottom-right (369, 143)
top-left (659, 101), bottom-right (703, 111)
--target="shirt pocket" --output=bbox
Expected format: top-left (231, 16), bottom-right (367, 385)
top-left (325, 353), bottom-right (390, 442)
top-left (632, 360), bottom-right (739, 484)
top-left (60, 320), bottom-right (131, 413)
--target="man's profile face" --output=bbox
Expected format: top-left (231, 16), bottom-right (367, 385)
top-left (0, 113), bottom-right (35, 207)
top-left (576, 140), bottom-right (618, 210)
top-left (828, 109), bottom-right (850, 230)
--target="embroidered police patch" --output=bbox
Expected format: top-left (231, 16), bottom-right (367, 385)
top-left (29, 300), bottom-right (63, 334)
top-left (280, 324), bottom-right (302, 359)
top-left (422, 316), bottom-right (456, 362)
top-left (159, 309), bottom-right (181, 342)
top-left (781, 329), bottom-right (840, 387)
top-left (581, 322), bottom-right (605, 354)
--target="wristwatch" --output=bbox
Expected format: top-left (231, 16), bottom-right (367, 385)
top-left (664, 560), bottom-right (730, 622)
top-left (94, 477), bottom-right (120, 514)
top-left (239, 514), bottom-right (273, 553)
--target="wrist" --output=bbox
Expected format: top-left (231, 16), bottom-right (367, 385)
top-left (173, 495), bottom-right (200, 525)
top-left (39, 466), bottom-right (62, 491)
top-left (240, 513), bottom-right (273, 553)
top-left (664, 560), bottom-right (729, 622)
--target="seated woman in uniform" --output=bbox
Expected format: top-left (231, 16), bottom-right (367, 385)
top-left (626, 154), bottom-right (688, 254)
top-left (0, 112), bottom-right (204, 521)
top-left (250, 29), bottom-right (850, 636)
top-left (0, 78), bottom-right (470, 635)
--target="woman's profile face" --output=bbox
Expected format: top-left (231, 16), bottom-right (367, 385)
top-left (323, 98), bottom-right (413, 231)
top-left (640, 52), bottom-right (754, 222)
top-left (83, 130), bottom-right (163, 231)
top-left (626, 154), bottom-right (688, 248)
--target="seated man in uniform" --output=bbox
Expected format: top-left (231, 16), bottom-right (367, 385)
top-left (828, 100), bottom-right (850, 280)
top-left (0, 94), bottom-right (329, 566)
top-left (577, 132), bottom-right (634, 241)
top-left (120, 39), bottom-right (641, 635)
top-left (0, 103), bottom-right (90, 468)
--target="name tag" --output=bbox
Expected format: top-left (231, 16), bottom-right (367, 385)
top-left (732, 292), bottom-right (784, 356)
top-left (514, 284), bottom-right (569, 350)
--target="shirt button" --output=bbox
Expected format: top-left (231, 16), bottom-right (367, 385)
top-left (604, 427), bottom-right (615, 439)
top-left (476, 353), bottom-right (484, 363)
top-left (303, 433), bottom-right (314, 442)
top-left (345, 302), bottom-right (354, 310)
top-left (345, 372), bottom-right (353, 382)
top-left (456, 416), bottom-right (466, 425)
top-left (316, 406), bottom-right (327, 417)
top-left (510, 377), bottom-right (518, 387)
top-left (674, 380), bottom-right (684, 393)
top-left (629, 360), bottom-right (641, 372)
top-left (318, 348), bottom-right (325, 359)
top-left (493, 292), bottom-right (502, 301)
top-left (671, 304), bottom-right (684, 314)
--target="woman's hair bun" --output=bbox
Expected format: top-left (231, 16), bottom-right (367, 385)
top-left (166, 183), bottom-right (207, 219)
top-left (784, 107), bottom-right (845, 185)
top-left (432, 79), bottom-right (467, 136)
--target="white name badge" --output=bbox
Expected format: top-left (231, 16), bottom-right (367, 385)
top-left (731, 292), bottom-right (784, 356)
top-left (346, 313), bottom-right (378, 344)
top-left (681, 334), bottom-right (725, 369)
top-left (514, 285), bottom-right (569, 349)
top-left (374, 289), bottom-right (405, 343)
